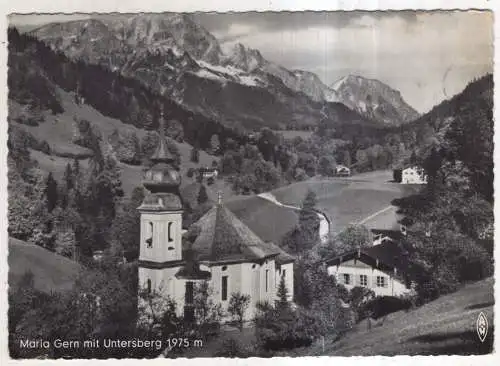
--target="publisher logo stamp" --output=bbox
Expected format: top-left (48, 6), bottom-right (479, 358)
top-left (476, 312), bottom-right (488, 343)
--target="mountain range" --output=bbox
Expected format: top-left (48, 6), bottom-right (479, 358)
top-left (30, 13), bottom-right (419, 129)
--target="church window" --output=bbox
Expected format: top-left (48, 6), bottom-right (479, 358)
top-left (147, 279), bottom-right (152, 294)
top-left (146, 222), bottom-right (153, 248)
top-left (221, 276), bottom-right (228, 301)
top-left (222, 266), bottom-right (227, 271)
top-left (282, 269), bottom-right (286, 278)
top-left (168, 222), bottom-right (173, 242)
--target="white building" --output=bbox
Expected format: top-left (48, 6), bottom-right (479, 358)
top-left (401, 166), bottom-right (427, 184)
top-left (137, 114), bottom-right (294, 322)
top-left (325, 241), bottom-right (415, 297)
top-left (336, 165), bottom-right (351, 177)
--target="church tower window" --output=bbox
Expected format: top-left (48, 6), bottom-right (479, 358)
top-left (168, 222), bottom-right (173, 242)
top-left (146, 222), bottom-right (153, 248)
top-left (147, 279), bottom-right (152, 294)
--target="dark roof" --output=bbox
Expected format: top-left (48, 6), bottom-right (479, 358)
top-left (190, 203), bottom-right (287, 264)
top-left (325, 241), bottom-right (420, 280)
top-left (267, 242), bottom-right (295, 264)
top-left (371, 229), bottom-right (404, 240)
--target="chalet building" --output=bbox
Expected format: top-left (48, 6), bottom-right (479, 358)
top-left (325, 241), bottom-right (416, 297)
top-left (336, 165), bottom-right (351, 177)
top-left (371, 229), bottom-right (404, 246)
top-left (199, 167), bottom-right (218, 179)
top-left (394, 166), bottom-right (427, 184)
top-left (137, 111), bottom-right (294, 322)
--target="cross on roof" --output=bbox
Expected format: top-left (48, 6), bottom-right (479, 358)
top-left (159, 106), bottom-right (165, 139)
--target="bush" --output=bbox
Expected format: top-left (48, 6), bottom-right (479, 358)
top-left (359, 295), bottom-right (413, 320)
top-left (214, 337), bottom-right (253, 358)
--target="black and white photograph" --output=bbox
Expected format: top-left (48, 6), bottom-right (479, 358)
top-left (4, 7), bottom-right (495, 359)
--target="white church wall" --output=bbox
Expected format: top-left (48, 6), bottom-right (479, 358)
top-left (138, 266), bottom-right (186, 317)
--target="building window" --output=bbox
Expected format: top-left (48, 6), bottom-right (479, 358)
top-left (265, 269), bottom-right (269, 292)
top-left (146, 222), bottom-right (153, 248)
top-left (221, 276), bottom-right (228, 301)
top-left (147, 279), bottom-right (152, 294)
top-left (359, 275), bottom-right (368, 287)
top-left (168, 222), bottom-right (173, 242)
top-left (342, 273), bottom-right (351, 285)
top-left (282, 269), bottom-right (286, 278)
top-left (376, 276), bottom-right (386, 288)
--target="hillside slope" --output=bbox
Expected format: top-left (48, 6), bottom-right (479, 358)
top-left (300, 277), bottom-right (494, 356)
top-left (8, 238), bottom-right (82, 293)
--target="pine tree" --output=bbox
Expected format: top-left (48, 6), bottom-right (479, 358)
top-left (63, 163), bottom-right (74, 191)
top-left (276, 274), bottom-right (289, 311)
top-left (197, 184), bottom-right (209, 205)
top-left (298, 189), bottom-right (320, 253)
top-left (44, 172), bottom-right (58, 212)
top-left (190, 147), bottom-right (200, 163)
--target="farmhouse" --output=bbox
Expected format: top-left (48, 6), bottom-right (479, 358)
top-left (394, 166), bottom-right (427, 184)
top-left (336, 165), bottom-right (351, 177)
top-left (325, 241), bottom-right (416, 297)
top-left (371, 229), bottom-right (404, 246)
top-left (199, 167), bottom-right (218, 179)
top-left (137, 114), bottom-right (294, 321)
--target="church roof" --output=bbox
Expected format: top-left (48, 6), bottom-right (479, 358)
top-left (189, 203), bottom-right (286, 264)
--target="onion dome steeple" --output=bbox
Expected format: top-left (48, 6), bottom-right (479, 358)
top-left (139, 106), bottom-right (182, 211)
top-left (150, 109), bottom-right (176, 165)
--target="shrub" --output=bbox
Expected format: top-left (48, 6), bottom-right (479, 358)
top-left (214, 337), bottom-right (253, 358)
top-left (359, 295), bottom-right (413, 320)
top-left (227, 292), bottom-right (250, 329)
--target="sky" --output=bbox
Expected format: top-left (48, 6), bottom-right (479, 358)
top-left (10, 11), bottom-right (493, 113)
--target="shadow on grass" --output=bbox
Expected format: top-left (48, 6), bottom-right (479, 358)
top-left (464, 302), bottom-right (494, 311)
top-left (407, 327), bottom-right (494, 355)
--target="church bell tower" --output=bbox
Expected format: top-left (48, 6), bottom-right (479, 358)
top-left (138, 108), bottom-right (183, 266)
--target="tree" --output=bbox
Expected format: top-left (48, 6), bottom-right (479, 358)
top-left (228, 292), bottom-right (251, 330)
top-left (190, 147), bottom-right (200, 163)
top-left (194, 281), bottom-right (223, 332)
top-left (275, 275), bottom-right (289, 311)
top-left (166, 119), bottom-right (184, 142)
top-left (318, 156), bottom-right (335, 177)
top-left (44, 172), bottom-right (58, 212)
top-left (112, 130), bottom-right (141, 165)
top-left (197, 184), bottom-right (209, 205)
top-left (342, 150), bottom-right (352, 167)
top-left (63, 162), bottom-right (74, 191)
top-left (337, 224), bottom-right (372, 253)
top-left (210, 134), bottom-right (220, 155)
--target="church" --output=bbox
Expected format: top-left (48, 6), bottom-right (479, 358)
top-left (137, 113), bottom-right (295, 322)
